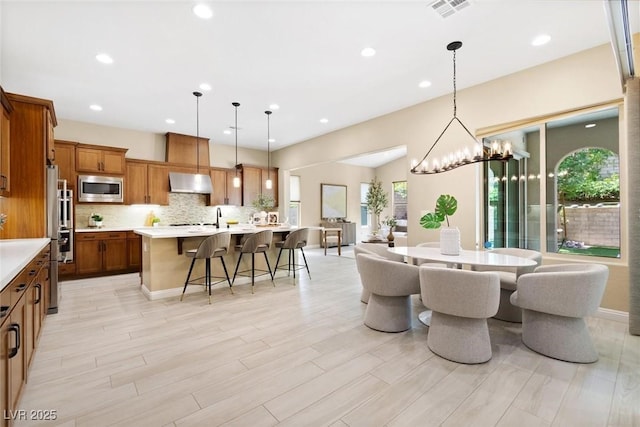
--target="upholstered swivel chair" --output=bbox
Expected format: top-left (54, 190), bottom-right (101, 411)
top-left (510, 263), bottom-right (609, 363)
top-left (232, 230), bottom-right (274, 293)
top-left (355, 253), bottom-right (420, 332)
top-left (180, 232), bottom-right (232, 304)
top-left (354, 243), bottom-right (405, 303)
top-left (420, 265), bottom-right (500, 364)
top-left (471, 248), bottom-right (542, 322)
top-left (274, 228), bottom-right (310, 280)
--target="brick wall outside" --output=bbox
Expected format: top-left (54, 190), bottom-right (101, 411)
top-left (562, 205), bottom-right (620, 247)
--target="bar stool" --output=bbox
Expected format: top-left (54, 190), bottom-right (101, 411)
top-left (180, 232), bottom-right (232, 304)
top-left (232, 229), bottom-right (274, 293)
top-left (274, 228), bottom-right (310, 280)
top-left (323, 227), bottom-right (342, 256)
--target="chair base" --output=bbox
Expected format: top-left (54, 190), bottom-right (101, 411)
top-left (274, 247), bottom-right (310, 281)
top-left (232, 252), bottom-right (274, 294)
top-left (427, 311), bottom-right (492, 364)
top-left (180, 257), bottom-right (232, 304)
top-left (493, 288), bottom-right (522, 323)
top-left (360, 288), bottom-right (370, 304)
top-left (364, 294), bottom-right (412, 333)
top-left (521, 309), bottom-right (598, 363)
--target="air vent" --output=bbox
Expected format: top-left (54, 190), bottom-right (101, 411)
top-left (429, 0), bottom-right (471, 18)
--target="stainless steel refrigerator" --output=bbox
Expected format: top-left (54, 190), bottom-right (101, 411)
top-left (46, 165), bottom-right (72, 314)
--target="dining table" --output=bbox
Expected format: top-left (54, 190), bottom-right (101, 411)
top-left (387, 246), bottom-right (538, 325)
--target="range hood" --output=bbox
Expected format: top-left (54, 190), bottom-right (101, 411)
top-left (169, 172), bottom-right (213, 194)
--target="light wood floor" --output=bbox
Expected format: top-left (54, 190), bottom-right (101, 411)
top-left (17, 247), bottom-right (640, 426)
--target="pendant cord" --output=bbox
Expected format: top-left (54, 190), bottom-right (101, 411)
top-left (452, 49), bottom-right (457, 119)
top-left (234, 104), bottom-right (238, 176)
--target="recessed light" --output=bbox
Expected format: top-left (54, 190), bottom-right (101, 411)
top-left (166, 119), bottom-right (175, 124)
top-left (585, 123), bottom-right (596, 128)
top-left (319, 118), bottom-right (329, 124)
top-left (531, 34), bottom-right (551, 47)
top-left (193, 3), bottom-right (213, 19)
top-left (95, 53), bottom-right (113, 64)
top-left (223, 129), bottom-right (232, 135)
top-left (199, 83), bottom-right (212, 91)
top-left (89, 104), bottom-right (102, 111)
top-left (269, 104), bottom-right (280, 110)
top-left (418, 80), bottom-right (432, 88)
top-left (361, 47), bottom-right (376, 57)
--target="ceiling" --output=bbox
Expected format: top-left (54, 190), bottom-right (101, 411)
top-left (1, 1), bottom-right (636, 158)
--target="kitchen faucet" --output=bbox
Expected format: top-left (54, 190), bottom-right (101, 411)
top-left (216, 207), bottom-right (222, 229)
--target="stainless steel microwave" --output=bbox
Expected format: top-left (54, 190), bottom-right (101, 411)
top-left (78, 175), bottom-right (124, 203)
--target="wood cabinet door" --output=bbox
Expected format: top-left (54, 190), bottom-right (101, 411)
top-left (226, 169), bottom-right (242, 206)
top-left (76, 147), bottom-right (102, 173)
top-left (25, 282), bottom-right (35, 368)
top-left (209, 168), bottom-right (227, 206)
top-left (125, 161), bottom-right (148, 204)
top-left (0, 104), bottom-right (10, 197)
top-left (75, 239), bottom-right (103, 275)
top-left (103, 239), bottom-right (128, 272)
top-left (8, 297), bottom-right (26, 414)
top-left (53, 141), bottom-right (76, 187)
top-left (242, 166), bottom-right (262, 207)
top-left (101, 150), bottom-right (125, 174)
top-left (1, 317), bottom-right (8, 427)
top-left (147, 164), bottom-right (169, 205)
top-left (45, 109), bottom-right (55, 162)
top-left (127, 234), bottom-right (141, 270)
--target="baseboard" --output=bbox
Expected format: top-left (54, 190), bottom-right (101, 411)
top-left (595, 307), bottom-right (628, 323)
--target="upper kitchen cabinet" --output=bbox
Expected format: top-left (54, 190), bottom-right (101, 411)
top-left (165, 132), bottom-right (210, 171)
top-left (1, 92), bottom-right (56, 239)
top-left (76, 144), bottom-right (127, 175)
top-left (0, 87), bottom-right (13, 197)
top-left (209, 167), bottom-right (241, 206)
top-left (125, 159), bottom-right (169, 205)
top-left (238, 164), bottom-right (278, 207)
top-left (53, 140), bottom-right (77, 188)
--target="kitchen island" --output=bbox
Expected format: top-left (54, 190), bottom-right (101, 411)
top-left (134, 225), bottom-right (304, 300)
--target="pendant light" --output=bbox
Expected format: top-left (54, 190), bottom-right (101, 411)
top-left (410, 41), bottom-right (512, 175)
top-left (232, 102), bottom-right (241, 188)
top-left (194, 91), bottom-right (202, 175)
top-left (265, 110), bottom-right (273, 190)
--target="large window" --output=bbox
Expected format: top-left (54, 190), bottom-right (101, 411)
top-left (392, 181), bottom-right (408, 220)
top-left (483, 106), bottom-right (620, 258)
top-left (289, 175), bottom-right (300, 227)
top-left (360, 182), bottom-right (369, 226)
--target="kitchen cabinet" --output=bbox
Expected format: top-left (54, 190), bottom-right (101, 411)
top-left (0, 244), bottom-right (49, 427)
top-left (238, 164), bottom-right (278, 207)
top-left (75, 231), bottom-right (128, 276)
top-left (1, 93), bottom-right (56, 240)
top-left (125, 160), bottom-right (169, 205)
top-left (76, 144), bottom-right (127, 175)
top-left (0, 86), bottom-right (12, 197)
top-left (165, 132), bottom-right (210, 169)
top-left (53, 140), bottom-right (77, 188)
top-left (127, 231), bottom-right (141, 270)
top-left (209, 167), bottom-right (241, 206)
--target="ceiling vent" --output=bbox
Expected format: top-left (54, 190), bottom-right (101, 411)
top-left (429, 0), bottom-right (471, 18)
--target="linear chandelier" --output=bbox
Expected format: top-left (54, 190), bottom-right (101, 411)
top-left (411, 41), bottom-right (512, 175)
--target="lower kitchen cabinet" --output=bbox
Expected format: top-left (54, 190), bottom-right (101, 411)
top-left (75, 231), bottom-right (140, 277)
top-left (1, 244), bottom-right (50, 427)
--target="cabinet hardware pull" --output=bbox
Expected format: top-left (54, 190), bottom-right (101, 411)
top-left (16, 283), bottom-right (27, 292)
top-left (8, 323), bottom-right (20, 358)
top-left (0, 174), bottom-right (6, 190)
top-left (35, 283), bottom-right (42, 304)
top-left (0, 305), bottom-right (9, 319)
top-left (29, 269), bottom-right (37, 276)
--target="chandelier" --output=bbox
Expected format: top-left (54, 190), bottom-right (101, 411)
top-left (411, 41), bottom-right (512, 175)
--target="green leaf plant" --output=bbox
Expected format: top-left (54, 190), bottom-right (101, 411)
top-left (419, 194), bottom-right (458, 229)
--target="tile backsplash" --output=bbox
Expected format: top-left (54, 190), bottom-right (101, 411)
top-left (75, 193), bottom-right (255, 228)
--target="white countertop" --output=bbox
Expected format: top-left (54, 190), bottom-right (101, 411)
top-left (0, 238), bottom-right (51, 291)
top-left (75, 226), bottom-right (142, 232)
top-left (134, 225), bottom-right (303, 239)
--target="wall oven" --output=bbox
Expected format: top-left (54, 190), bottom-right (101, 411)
top-left (78, 175), bottom-right (124, 203)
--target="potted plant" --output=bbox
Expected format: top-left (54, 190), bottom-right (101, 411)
top-left (365, 177), bottom-right (389, 238)
top-left (383, 215), bottom-right (398, 242)
top-left (419, 194), bottom-right (459, 255)
top-left (151, 216), bottom-right (161, 227)
top-left (91, 213), bottom-right (104, 228)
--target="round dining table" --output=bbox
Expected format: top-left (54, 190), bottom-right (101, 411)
top-left (387, 246), bottom-right (538, 325)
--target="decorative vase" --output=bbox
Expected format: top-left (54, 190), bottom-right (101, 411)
top-left (386, 228), bottom-right (395, 242)
top-left (440, 227), bottom-right (460, 255)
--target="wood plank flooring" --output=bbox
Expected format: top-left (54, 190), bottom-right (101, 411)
top-left (15, 248), bottom-right (640, 426)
